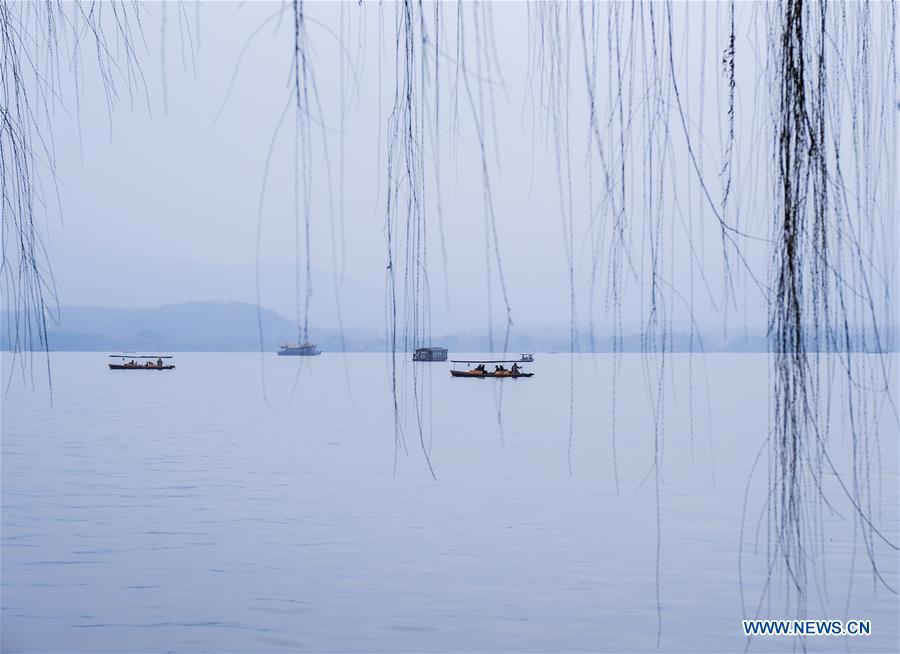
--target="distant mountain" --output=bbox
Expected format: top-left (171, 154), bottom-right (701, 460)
top-left (44, 246), bottom-right (388, 331)
top-left (2, 302), bottom-right (895, 352)
top-left (1, 302), bottom-right (383, 352)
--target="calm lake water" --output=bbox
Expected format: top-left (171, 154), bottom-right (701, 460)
top-left (2, 352), bottom-right (897, 652)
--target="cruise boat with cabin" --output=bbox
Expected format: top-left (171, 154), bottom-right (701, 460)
top-left (277, 342), bottom-right (322, 356)
top-left (413, 346), bottom-right (448, 361)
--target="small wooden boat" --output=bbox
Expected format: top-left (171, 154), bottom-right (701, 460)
top-left (450, 369), bottom-right (534, 378)
top-left (108, 355), bottom-right (175, 370)
top-left (450, 359), bottom-right (534, 378)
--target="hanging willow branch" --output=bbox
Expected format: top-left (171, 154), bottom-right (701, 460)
top-left (527, 0), bottom-right (896, 642)
top-left (3, 4), bottom-right (895, 644)
top-left (384, 0), bottom-right (435, 477)
top-left (1, 1), bottom-right (150, 388)
top-left (766, 0), bottom-right (898, 622)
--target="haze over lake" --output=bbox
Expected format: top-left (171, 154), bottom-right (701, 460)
top-left (3, 352), bottom-right (896, 652)
top-left (1, 0), bottom-right (896, 651)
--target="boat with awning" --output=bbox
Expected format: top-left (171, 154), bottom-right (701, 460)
top-left (108, 355), bottom-right (175, 370)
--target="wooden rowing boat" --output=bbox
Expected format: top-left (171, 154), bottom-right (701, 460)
top-left (449, 358), bottom-right (534, 379)
top-left (450, 369), bottom-right (533, 378)
top-left (108, 363), bottom-right (175, 370)
top-left (108, 354), bottom-right (175, 370)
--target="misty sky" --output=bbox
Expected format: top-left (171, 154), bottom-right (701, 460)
top-left (36, 2), bottom-right (894, 336)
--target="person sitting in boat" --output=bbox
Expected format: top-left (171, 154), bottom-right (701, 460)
top-left (495, 364), bottom-right (506, 372)
top-left (475, 364), bottom-right (485, 373)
